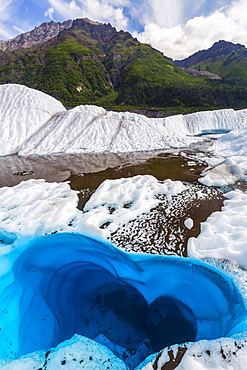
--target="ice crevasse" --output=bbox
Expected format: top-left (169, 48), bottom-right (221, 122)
top-left (0, 233), bottom-right (247, 369)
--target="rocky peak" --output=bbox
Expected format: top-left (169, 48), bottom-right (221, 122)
top-left (0, 18), bottom-right (119, 52)
top-left (0, 19), bottom-right (73, 51)
top-left (70, 18), bottom-right (117, 44)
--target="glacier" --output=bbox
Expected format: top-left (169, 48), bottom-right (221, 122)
top-left (18, 105), bottom-right (247, 156)
top-left (2, 84), bottom-right (247, 188)
top-left (2, 83), bottom-right (247, 369)
top-left (0, 84), bottom-right (65, 156)
top-left (1, 84), bottom-right (247, 159)
top-left (0, 84), bottom-right (246, 188)
top-left (0, 177), bottom-right (246, 368)
top-left (0, 233), bottom-right (246, 369)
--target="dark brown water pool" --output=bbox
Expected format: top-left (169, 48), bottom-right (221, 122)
top-left (0, 152), bottom-right (225, 257)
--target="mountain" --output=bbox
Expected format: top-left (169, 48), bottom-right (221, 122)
top-left (0, 20), bottom-right (73, 51)
top-left (0, 18), bottom-right (208, 109)
top-left (175, 40), bottom-right (247, 81)
top-left (0, 22), bottom-right (247, 111)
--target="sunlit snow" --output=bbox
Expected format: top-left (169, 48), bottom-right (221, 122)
top-left (0, 84), bottom-right (65, 156)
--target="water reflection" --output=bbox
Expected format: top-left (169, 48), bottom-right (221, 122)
top-left (68, 154), bottom-right (206, 209)
top-left (0, 152), bottom-right (224, 257)
top-left (66, 155), bottom-right (224, 257)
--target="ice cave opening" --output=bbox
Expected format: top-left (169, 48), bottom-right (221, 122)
top-left (0, 233), bottom-right (246, 369)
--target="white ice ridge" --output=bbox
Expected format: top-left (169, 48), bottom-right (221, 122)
top-left (0, 175), bottom-right (186, 251)
top-left (19, 105), bottom-right (247, 156)
top-left (1, 84), bottom-right (247, 156)
top-left (200, 128), bottom-right (247, 186)
top-left (188, 189), bottom-right (247, 270)
top-left (0, 84), bottom-right (65, 156)
top-left (0, 335), bottom-right (127, 370)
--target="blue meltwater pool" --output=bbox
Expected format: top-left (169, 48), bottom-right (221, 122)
top-left (0, 233), bottom-right (246, 368)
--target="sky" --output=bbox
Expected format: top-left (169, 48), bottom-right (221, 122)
top-left (0, 0), bottom-right (247, 60)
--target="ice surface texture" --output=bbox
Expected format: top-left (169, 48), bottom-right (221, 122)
top-left (1, 84), bottom-right (247, 157)
top-left (200, 128), bottom-right (247, 186)
top-left (0, 84), bottom-right (65, 156)
top-left (189, 189), bottom-right (247, 270)
top-left (0, 233), bottom-right (246, 368)
top-left (19, 105), bottom-right (247, 156)
top-left (0, 176), bottom-right (187, 249)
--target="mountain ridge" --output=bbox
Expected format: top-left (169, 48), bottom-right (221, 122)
top-left (0, 21), bottom-right (247, 112)
top-left (0, 20), bottom-right (73, 51)
top-left (174, 40), bottom-right (247, 80)
top-left (0, 18), bottom-right (113, 51)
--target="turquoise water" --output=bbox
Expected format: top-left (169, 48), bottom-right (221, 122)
top-left (0, 233), bottom-right (246, 368)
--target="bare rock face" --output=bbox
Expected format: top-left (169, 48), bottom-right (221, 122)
top-left (180, 67), bottom-right (222, 80)
top-left (0, 20), bottom-right (73, 51)
top-left (0, 18), bottom-right (114, 52)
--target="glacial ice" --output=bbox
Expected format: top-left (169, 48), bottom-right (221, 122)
top-left (0, 176), bottom-right (187, 249)
top-left (2, 84), bottom-right (247, 369)
top-left (1, 84), bottom-right (247, 158)
top-left (0, 177), bottom-right (245, 369)
top-left (200, 128), bottom-right (247, 186)
top-left (0, 84), bottom-right (65, 156)
top-left (18, 105), bottom-right (247, 156)
top-left (83, 175), bottom-right (187, 236)
top-left (0, 233), bottom-right (246, 369)
top-left (0, 334), bottom-right (128, 370)
top-left (139, 337), bottom-right (247, 370)
top-left (188, 189), bottom-right (247, 271)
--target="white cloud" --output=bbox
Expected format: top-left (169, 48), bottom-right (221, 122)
top-left (47, 0), bottom-right (128, 30)
top-left (13, 24), bottom-right (26, 34)
top-left (135, 0), bottom-right (247, 60)
top-left (44, 6), bottom-right (54, 19)
top-left (0, 26), bottom-right (15, 39)
top-left (0, 0), bottom-right (14, 21)
top-left (142, 0), bottom-right (183, 28)
top-left (0, 0), bottom-right (20, 39)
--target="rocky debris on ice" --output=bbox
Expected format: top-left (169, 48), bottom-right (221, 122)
top-left (0, 175), bottom-right (187, 251)
top-left (138, 338), bottom-right (247, 370)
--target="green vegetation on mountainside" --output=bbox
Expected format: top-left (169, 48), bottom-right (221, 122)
top-left (176, 40), bottom-right (247, 81)
top-left (192, 54), bottom-right (247, 81)
top-left (0, 34), bottom-right (114, 105)
top-left (1, 23), bottom-right (247, 112)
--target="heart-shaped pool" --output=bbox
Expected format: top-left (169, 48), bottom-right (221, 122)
top-left (0, 233), bottom-right (246, 369)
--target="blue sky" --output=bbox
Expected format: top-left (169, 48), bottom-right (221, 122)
top-left (1, 0), bottom-right (247, 59)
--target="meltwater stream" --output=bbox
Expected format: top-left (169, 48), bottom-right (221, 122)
top-left (0, 233), bottom-right (246, 369)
